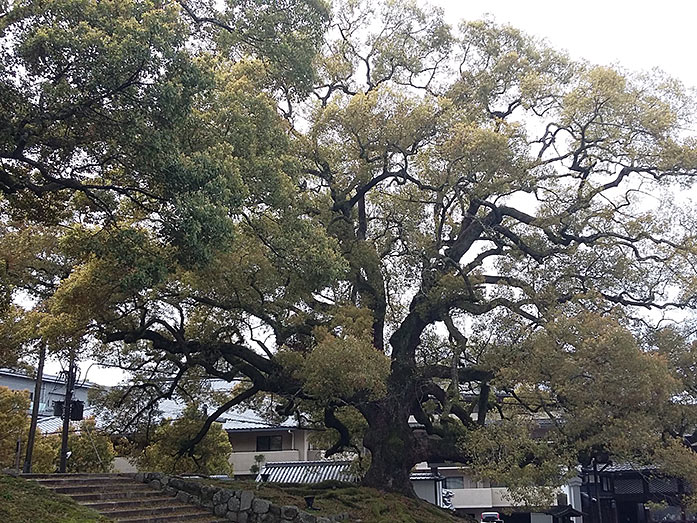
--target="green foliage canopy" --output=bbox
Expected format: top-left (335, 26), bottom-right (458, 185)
top-left (130, 403), bottom-right (233, 475)
top-left (2, 0), bottom-right (697, 498)
top-left (0, 387), bottom-right (113, 473)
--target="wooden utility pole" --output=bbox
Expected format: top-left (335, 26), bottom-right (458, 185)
top-left (23, 344), bottom-right (47, 473)
top-left (59, 350), bottom-right (76, 473)
top-left (14, 434), bottom-right (21, 470)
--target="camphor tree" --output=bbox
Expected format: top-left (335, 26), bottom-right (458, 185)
top-left (3, 0), bottom-right (697, 497)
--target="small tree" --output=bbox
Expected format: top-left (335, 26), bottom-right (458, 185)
top-left (249, 454), bottom-right (265, 475)
top-left (0, 386), bottom-right (29, 469)
top-left (66, 418), bottom-right (115, 473)
top-left (31, 433), bottom-right (60, 473)
top-left (0, 386), bottom-right (60, 472)
top-left (133, 404), bottom-right (233, 476)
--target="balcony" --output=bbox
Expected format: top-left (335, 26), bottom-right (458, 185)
top-left (229, 449), bottom-right (301, 476)
top-left (491, 487), bottom-right (514, 506)
top-left (451, 487), bottom-right (515, 509)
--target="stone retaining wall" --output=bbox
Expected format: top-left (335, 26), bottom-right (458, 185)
top-left (136, 472), bottom-right (350, 523)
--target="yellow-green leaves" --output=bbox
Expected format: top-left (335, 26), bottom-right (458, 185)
top-left (656, 136), bottom-right (697, 174)
top-left (282, 306), bottom-right (390, 403)
top-left (213, 0), bottom-right (329, 98)
top-left (0, 386), bottom-right (30, 468)
top-left (133, 403), bottom-right (233, 476)
top-left (559, 66), bottom-right (697, 169)
top-left (653, 438), bottom-right (697, 510)
top-left (455, 18), bottom-right (573, 116)
top-left (462, 420), bottom-right (572, 507)
top-left (322, 0), bottom-right (451, 92)
top-left (0, 386), bottom-right (65, 473)
top-left (65, 418), bottom-right (116, 473)
top-left (495, 311), bottom-right (678, 463)
top-left (304, 328), bottom-right (390, 401)
top-left (438, 120), bottom-right (528, 197)
top-left (310, 86), bottom-right (442, 193)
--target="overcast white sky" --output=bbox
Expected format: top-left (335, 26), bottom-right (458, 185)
top-left (47, 0), bottom-right (697, 387)
top-left (433, 0), bottom-right (697, 90)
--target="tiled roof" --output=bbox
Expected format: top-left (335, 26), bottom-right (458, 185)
top-left (0, 368), bottom-right (100, 389)
top-left (410, 471), bottom-right (445, 481)
top-left (257, 460), bottom-right (446, 484)
top-left (221, 409), bottom-right (299, 432)
top-left (545, 505), bottom-right (585, 517)
top-left (36, 407), bottom-right (100, 435)
top-left (597, 462), bottom-right (659, 473)
top-left (158, 395), bottom-right (301, 433)
top-left (580, 462), bottom-right (662, 474)
top-left (37, 415), bottom-right (75, 435)
top-left (257, 460), bottom-right (359, 484)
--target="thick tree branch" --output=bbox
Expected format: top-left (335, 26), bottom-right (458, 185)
top-left (324, 406), bottom-right (355, 457)
top-left (420, 364), bottom-right (493, 383)
top-left (179, 385), bottom-right (259, 457)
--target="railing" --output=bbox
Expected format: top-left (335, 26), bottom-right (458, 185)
top-left (491, 487), bottom-right (514, 506)
top-left (452, 488), bottom-right (493, 508)
top-left (451, 487), bottom-right (516, 509)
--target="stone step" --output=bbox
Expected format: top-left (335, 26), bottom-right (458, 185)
top-left (82, 496), bottom-right (181, 511)
top-left (26, 473), bottom-right (223, 522)
top-left (22, 473), bottom-right (131, 479)
top-left (101, 504), bottom-right (214, 519)
top-left (116, 517), bottom-right (227, 523)
top-left (68, 490), bottom-right (168, 502)
top-left (110, 510), bottom-right (220, 523)
top-left (33, 476), bottom-right (136, 487)
top-left (49, 482), bottom-right (155, 494)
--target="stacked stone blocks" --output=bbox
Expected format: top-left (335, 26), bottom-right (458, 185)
top-left (135, 472), bottom-right (350, 523)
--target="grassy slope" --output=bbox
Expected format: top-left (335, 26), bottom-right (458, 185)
top-left (206, 479), bottom-right (461, 523)
top-left (0, 474), bottom-right (111, 523)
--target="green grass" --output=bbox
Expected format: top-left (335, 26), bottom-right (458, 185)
top-left (0, 474), bottom-right (111, 523)
top-left (204, 478), bottom-right (461, 522)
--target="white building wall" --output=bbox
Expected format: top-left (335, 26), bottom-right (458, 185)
top-left (413, 480), bottom-right (440, 505)
top-left (452, 487), bottom-right (494, 508)
top-left (228, 449), bottom-right (301, 475)
top-left (564, 476), bottom-right (583, 523)
top-left (113, 457), bottom-right (138, 473)
top-left (531, 513), bottom-right (553, 523)
top-left (226, 429), bottom-right (311, 476)
top-left (0, 372), bottom-right (93, 417)
top-left (415, 463), bottom-right (578, 518)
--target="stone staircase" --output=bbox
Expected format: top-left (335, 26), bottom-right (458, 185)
top-left (22, 473), bottom-right (227, 522)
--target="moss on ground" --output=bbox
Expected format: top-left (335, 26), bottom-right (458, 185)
top-left (204, 478), bottom-right (461, 522)
top-left (0, 474), bottom-right (111, 523)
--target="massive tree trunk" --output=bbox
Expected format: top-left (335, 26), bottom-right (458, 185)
top-left (360, 323), bottom-right (428, 496)
top-left (360, 396), bottom-right (419, 496)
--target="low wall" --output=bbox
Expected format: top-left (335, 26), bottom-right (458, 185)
top-left (136, 472), bottom-right (350, 523)
top-left (229, 450), bottom-right (301, 476)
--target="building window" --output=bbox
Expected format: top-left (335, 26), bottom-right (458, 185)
top-left (256, 435), bottom-right (283, 452)
top-left (444, 476), bottom-right (465, 490)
